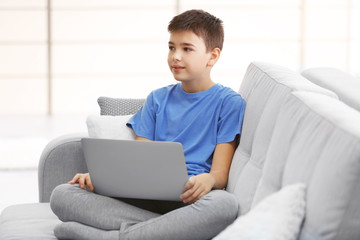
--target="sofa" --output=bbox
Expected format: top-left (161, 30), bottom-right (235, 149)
top-left (1, 62), bottom-right (360, 239)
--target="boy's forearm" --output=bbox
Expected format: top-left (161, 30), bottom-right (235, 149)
top-left (210, 139), bottom-right (237, 189)
top-left (209, 170), bottom-right (229, 189)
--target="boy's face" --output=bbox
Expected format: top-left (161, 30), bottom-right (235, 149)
top-left (168, 30), bottom-right (215, 84)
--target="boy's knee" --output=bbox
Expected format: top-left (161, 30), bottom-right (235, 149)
top-left (50, 184), bottom-right (80, 218)
top-left (50, 183), bottom-right (79, 202)
top-left (203, 190), bottom-right (238, 207)
top-left (199, 190), bottom-right (239, 222)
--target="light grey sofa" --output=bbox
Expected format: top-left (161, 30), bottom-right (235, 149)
top-left (1, 62), bottom-right (360, 240)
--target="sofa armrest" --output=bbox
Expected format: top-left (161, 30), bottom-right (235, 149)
top-left (37, 98), bottom-right (145, 202)
top-left (38, 132), bottom-right (89, 203)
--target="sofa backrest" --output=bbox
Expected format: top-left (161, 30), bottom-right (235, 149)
top-left (253, 91), bottom-right (360, 240)
top-left (302, 67), bottom-right (360, 112)
top-left (227, 62), bottom-right (337, 215)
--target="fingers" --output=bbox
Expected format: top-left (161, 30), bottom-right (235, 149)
top-left (183, 176), bottom-right (195, 192)
top-left (85, 174), bottom-right (94, 191)
top-left (67, 173), bottom-right (94, 191)
top-left (180, 177), bottom-right (196, 203)
top-left (68, 173), bottom-right (80, 184)
top-left (180, 178), bottom-right (207, 204)
top-left (181, 185), bottom-right (207, 204)
top-left (78, 174), bottom-right (86, 189)
top-left (180, 174), bottom-right (215, 204)
top-left (181, 188), bottom-right (200, 204)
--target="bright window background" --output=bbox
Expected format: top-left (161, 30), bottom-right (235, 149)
top-left (0, 0), bottom-right (359, 168)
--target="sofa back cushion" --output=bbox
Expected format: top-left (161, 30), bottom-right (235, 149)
top-left (227, 62), bottom-right (337, 215)
top-left (302, 67), bottom-right (360, 111)
top-left (253, 91), bottom-right (360, 240)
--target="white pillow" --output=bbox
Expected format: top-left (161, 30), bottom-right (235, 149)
top-left (86, 115), bottom-right (136, 140)
top-left (213, 183), bottom-right (306, 240)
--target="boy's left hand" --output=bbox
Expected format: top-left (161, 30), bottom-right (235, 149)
top-left (180, 173), bottom-right (216, 204)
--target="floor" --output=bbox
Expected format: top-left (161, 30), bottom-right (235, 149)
top-left (0, 115), bottom-right (88, 214)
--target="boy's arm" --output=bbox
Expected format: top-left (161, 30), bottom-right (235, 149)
top-left (180, 138), bottom-right (237, 204)
top-left (135, 136), bottom-right (152, 141)
top-left (210, 138), bottom-right (237, 188)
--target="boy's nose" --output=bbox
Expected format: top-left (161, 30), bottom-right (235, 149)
top-left (173, 51), bottom-right (181, 61)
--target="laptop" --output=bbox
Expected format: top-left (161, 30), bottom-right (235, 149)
top-left (81, 138), bottom-right (189, 201)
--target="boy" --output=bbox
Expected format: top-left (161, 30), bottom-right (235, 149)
top-left (50, 9), bottom-right (246, 240)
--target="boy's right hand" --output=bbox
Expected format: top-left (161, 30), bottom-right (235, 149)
top-left (68, 173), bottom-right (94, 191)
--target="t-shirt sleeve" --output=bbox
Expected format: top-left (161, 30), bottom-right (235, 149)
top-left (126, 92), bottom-right (156, 140)
top-left (216, 95), bottom-right (246, 144)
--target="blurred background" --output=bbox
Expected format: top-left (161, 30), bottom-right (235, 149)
top-left (0, 0), bottom-right (359, 211)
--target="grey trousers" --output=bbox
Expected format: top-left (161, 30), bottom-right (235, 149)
top-left (50, 184), bottom-right (238, 240)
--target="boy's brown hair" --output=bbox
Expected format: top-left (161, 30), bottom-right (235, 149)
top-left (168, 9), bottom-right (224, 52)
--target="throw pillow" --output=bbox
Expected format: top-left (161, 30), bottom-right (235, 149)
top-left (213, 183), bottom-right (306, 240)
top-left (86, 115), bottom-right (136, 140)
top-left (97, 97), bottom-right (145, 116)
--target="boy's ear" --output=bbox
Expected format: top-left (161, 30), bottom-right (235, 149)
top-left (207, 48), bottom-right (221, 67)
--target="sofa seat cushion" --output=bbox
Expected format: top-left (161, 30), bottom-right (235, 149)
top-left (0, 203), bottom-right (60, 240)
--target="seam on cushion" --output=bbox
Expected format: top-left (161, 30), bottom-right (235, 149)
top-left (248, 156), bottom-right (264, 170)
top-left (230, 152), bottom-right (261, 196)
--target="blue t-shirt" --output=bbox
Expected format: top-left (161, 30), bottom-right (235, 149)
top-left (127, 83), bottom-right (246, 177)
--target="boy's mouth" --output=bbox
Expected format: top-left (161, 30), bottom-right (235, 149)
top-left (172, 65), bottom-right (185, 72)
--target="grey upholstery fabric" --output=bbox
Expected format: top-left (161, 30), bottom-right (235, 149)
top-left (38, 133), bottom-right (88, 203)
top-left (302, 67), bottom-right (360, 111)
top-left (227, 62), bottom-right (337, 215)
top-left (253, 92), bottom-right (360, 240)
top-left (0, 203), bottom-right (60, 240)
top-left (97, 97), bottom-right (145, 116)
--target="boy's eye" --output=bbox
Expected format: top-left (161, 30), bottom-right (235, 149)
top-left (169, 46), bottom-right (175, 51)
top-left (184, 48), bottom-right (192, 52)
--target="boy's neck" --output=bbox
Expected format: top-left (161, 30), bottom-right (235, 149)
top-left (181, 79), bottom-right (216, 93)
